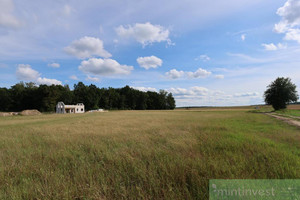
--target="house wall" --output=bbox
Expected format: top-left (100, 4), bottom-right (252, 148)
top-left (56, 102), bottom-right (65, 114)
top-left (56, 102), bottom-right (85, 114)
top-left (73, 105), bottom-right (85, 113)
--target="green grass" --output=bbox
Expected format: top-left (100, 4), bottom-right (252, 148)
top-left (0, 110), bottom-right (299, 199)
top-left (276, 109), bottom-right (300, 117)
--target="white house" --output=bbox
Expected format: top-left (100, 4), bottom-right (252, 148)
top-left (56, 102), bottom-right (85, 114)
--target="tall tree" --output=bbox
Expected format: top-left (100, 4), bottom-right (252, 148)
top-left (264, 77), bottom-right (298, 110)
top-left (0, 88), bottom-right (12, 111)
top-left (166, 93), bottom-right (176, 109)
top-left (10, 82), bottom-right (26, 111)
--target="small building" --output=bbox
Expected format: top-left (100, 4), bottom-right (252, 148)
top-left (56, 102), bottom-right (85, 114)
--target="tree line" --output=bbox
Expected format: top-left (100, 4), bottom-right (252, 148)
top-left (0, 82), bottom-right (176, 112)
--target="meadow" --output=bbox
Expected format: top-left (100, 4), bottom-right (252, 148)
top-left (0, 108), bottom-right (299, 199)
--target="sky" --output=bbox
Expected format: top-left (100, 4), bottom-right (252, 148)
top-left (1, 0), bottom-right (300, 107)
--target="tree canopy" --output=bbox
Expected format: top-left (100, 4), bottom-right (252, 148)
top-left (264, 77), bottom-right (298, 110)
top-left (0, 82), bottom-right (176, 112)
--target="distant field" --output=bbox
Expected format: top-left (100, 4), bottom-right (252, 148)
top-left (0, 109), bottom-right (299, 199)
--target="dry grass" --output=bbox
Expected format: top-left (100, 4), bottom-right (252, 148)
top-left (0, 110), bottom-right (299, 199)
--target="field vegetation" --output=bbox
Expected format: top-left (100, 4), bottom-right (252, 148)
top-left (276, 109), bottom-right (300, 117)
top-left (0, 108), bottom-right (299, 199)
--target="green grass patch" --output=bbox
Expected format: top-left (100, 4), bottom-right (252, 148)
top-left (276, 109), bottom-right (300, 117)
top-left (0, 110), bottom-right (299, 199)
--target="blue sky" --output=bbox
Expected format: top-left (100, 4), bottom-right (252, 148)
top-left (1, 0), bottom-right (300, 107)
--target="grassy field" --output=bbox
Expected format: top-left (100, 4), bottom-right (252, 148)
top-left (276, 109), bottom-right (300, 117)
top-left (0, 109), bottom-right (299, 199)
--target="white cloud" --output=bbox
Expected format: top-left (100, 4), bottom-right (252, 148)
top-left (86, 75), bottom-right (100, 82)
top-left (69, 75), bottom-right (78, 80)
top-left (169, 88), bottom-right (194, 96)
top-left (36, 77), bottom-right (62, 85)
top-left (190, 86), bottom-right (209, 96)
top-left (284, 28), bottom-right (300, 43)
top-left (262, 43), bottom-right (277, 51)
top-left (274, 21), bottom-right (289, 33)
top-left (165, 69), bottom-right (185, 79)
top-left (16, 64), bottom-right (61, 85)
top-left (165, 68), bottom-right (211, 79)
top-left (64, 36), bottom-right (112, 59)
top-left (274, 0), bottom-right (300, 44)
top-left (262, 43), bottom-right (284, 50)
top-left (215, 74), bottom-right (224, 79)
top-left (186, 68), bottom-right (211, 78)
top-left (116, 22), bottom-right (172, 46)
top-left (195, 54), bottom-right (210, 61)
top-left (234, 92), bottom-right (259, 97)
top-left (168, 86), bottom-right (209, 97)
top-left (48, 63), bottom-right (60, 68)
top-left (16, 64), bottom-right (40, 81)
top-left (241, 34), bottom-right (246, 41)
top-left (137, 56), bottom-right (163, 69)
top-left (276, 0), bottom-right (300, 26)
top-left (79, 58), bottom-right (133, 76)
top-left (133, 87), bottom-right (157, 92)
top-left (0, 0), bottom-right (21, 28)
top-left (262, 43), bottom-right (287, 51)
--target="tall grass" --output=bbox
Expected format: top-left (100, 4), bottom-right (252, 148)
top-left (0, 110), bottom-right (299, 199)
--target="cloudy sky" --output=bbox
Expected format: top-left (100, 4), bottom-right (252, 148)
top-left (1, 0), bottom-right (300, 107)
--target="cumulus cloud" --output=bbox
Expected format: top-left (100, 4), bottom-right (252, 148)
top-left (276, 0), bottom-right (300, 26)
top-left (195, 54), bottom-right (210, 61)
top-left (274, 0), bottom-right (300, 44)
top-left (86, 75), bottom-right (100, 82)
top-left (69, 75), bottom-right (78, 80)
top-left (168, 86), bottom-right (209, 97)
top-left (48, 63), bottom-right (60, 68)
top-left (261, 43), bottom-right (287, 50)
top-left (215, 75), bottom-right (224, 79)
top-left (165, 69), bottom-right (185, 79)
top-left (133, 87), bottom-right (157, 92)
top-left (36, 77), bottom-right (62, 85)
top-left (0, 0), bottom-right (21, 28)
top-left (116, 22), bottom-right (172, 46)
top-left (16, 64), bottom-right (40, 81)
top-left (190, 86), bottom-right (209, 96)
top-left (284, 28), bottom-right (300, 43)
top-left (165, 68), bottom-right (211, 79)
top-left (64, 36), bottom-right (112, 59)
top-left (16, 64), bottom-right (61, 85)
top-left (186, 68), bottom-right (211, 78)
top-left (137, 55), bottom-right (163, 69)
top-left (79, 58), bottom-right (133, 76)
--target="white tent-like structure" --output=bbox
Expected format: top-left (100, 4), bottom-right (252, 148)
top-left (56, 102), bottom-right (85, 114)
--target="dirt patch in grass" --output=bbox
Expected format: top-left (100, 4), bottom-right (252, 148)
top-left (266, 113), bottom-right (300, 128)
top-left (20, 110), bottom-right (41, 116)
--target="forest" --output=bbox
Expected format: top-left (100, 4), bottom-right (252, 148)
top-left (0, 82), bottom-right (176, 112)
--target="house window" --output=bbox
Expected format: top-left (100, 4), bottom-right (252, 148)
top-left (77, 109), bottom-right (78, 112)
top-left (81, 108), bottom-right (83, 111)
